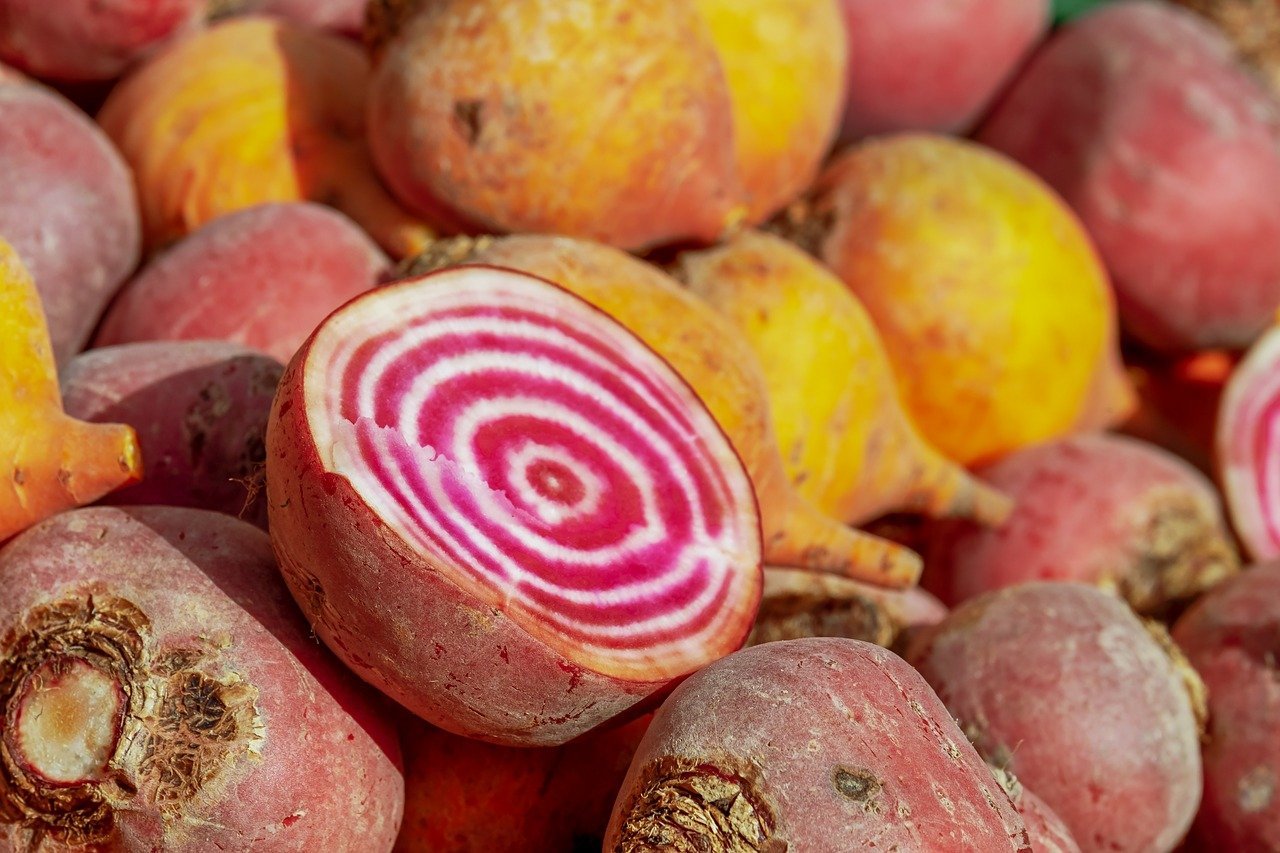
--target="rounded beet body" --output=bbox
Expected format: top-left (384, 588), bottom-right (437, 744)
top-left (266, 265), bottom-right (762, 746)
top-left (0, 75), bottom-right (139, 365)
top-left (94, 202), bottom-right (390, 364)
top-left (60, 341), bottom-right (283, 527)
top-left (0, 506), bottom-right (403, 850)
top-left (977, 1), bottom-right (1280, 352)
top-left (605, 638), bottom-right (1030, 850)
top-left (1174, 563), bottom-right (1280, 849)
top-left (907, 583), bottom-right (1203, 852)
top-left (922, 433), bottom-right (1238, 615)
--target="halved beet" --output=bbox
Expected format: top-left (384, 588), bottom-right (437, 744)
top-left (266, 265), bottom-right (763, 746)
top-left (1218, 325), bottom-right (1280, 562)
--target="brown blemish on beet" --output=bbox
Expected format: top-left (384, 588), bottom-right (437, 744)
top-left (0, 593), bottom-right (263, 846)
top-left (453, 100), bottom-right (485, 145)
top-left (832, 767), bottom-right (883, 813)
top-left (748, 593), bottom-right (893, 648)
top-left (613, 756), bottom-right (780, 852)
top-left (1122, 490), bottom-right (1239, 616)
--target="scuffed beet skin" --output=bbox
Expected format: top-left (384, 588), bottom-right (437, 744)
top-left (0, 506), bottom-right (403, 851)
top-left (1173, 563), bottom-right (1280, 849)
top-left (1014, 785), bottom-right (1082, 853)
top-left (61, 341), bottom-right (283, 528)
top-left (605, 638), bottom-right (1031, 851)
top-left (907, 583), bottom-right (1204, 853)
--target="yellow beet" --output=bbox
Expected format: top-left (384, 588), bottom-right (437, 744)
top-left (678, 230), bottom-right (1011, 526)
top-left (0, 240), bottom-right (141, 541)
top-left (782, 134), bottom-right (1134, 466)
top-left (694, 0), bottom-right (847, 222)
top-left (407, 234), bottom-right (922, 589)
top-left (98, 16), bottom-right (432, 258)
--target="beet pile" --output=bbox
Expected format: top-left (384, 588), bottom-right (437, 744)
top-left (1, 1), bottom-right (1278, 850)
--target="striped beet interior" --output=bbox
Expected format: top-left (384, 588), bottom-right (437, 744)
top-left (1220, 326), bottom-right (1280, 561)
top-left (305, 267), bottom-right (761, 679)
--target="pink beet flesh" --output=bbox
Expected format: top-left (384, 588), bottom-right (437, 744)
top-left (977, 0), bottom-right (1280, 352)
top-left (0, 75), bottom-right (139, 364)
top-left (1218, 326), bottom-right (1280, 562)
top-left (1174, 562), bottom-right (1280, 848)
top-left (922, 433), bottom-right (1238, 614)
top-left (907, 583), bottom-right (1203, 853)
top-left (94, 202), bottom-right (390, 364)
top-left (267, 266), bottom-right (761, 745)
top-left (605, 638), bottom-right (1031, 850)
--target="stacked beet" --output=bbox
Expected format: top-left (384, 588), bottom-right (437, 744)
top-left (2, 1), bottom-right (1280, 850)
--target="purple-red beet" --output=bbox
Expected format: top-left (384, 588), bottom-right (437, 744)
top-left (60, 341), bottom-right (283, 527)
top-left (266, 265), bottom-right (762, 746)
top-left (605, 638), bottom-right (1030, 850)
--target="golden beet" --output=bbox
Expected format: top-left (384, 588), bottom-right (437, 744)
top-left (781, 134), bottom-right (1134, 466)
top-left (98, 16), bottom-right (431, 258)
top-left (678, 230), bottom-right (1011, 526)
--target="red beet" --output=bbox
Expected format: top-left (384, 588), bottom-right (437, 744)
top-left (978, 1), bottom-right (1280, 352)
top-left (1174, 563), bottom-right (1280, 848)
top-left (0, 73), bottom-right (139, 364)
top-left (266, 265), bottom-right (762, 745)
top-left (94, 202), bottom-right (390, 363)
top-left (921, 433), bottom-right (1238, 615)
top-left (0, 506), bottom-right (403, 850)
top-left (60, 341), bottom-right (283, 527)
top-left (605, 638), bottom-right (1031, 850)
top-left (0, 0), bottom-right (206, 81)
top-left (1218, 325), bottom-right (1280, 563)
top-left (907, 583), bottom-right (1204, 853)
top-left (837, 0), bottom-right (1050, 140)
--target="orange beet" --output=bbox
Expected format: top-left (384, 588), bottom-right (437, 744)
top-left (98, 16), bottom-right (432, 258)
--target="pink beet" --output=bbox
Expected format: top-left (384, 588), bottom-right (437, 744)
top-left (266, 266), bottom-right (762, 746)
top-left (907, 583), bottom-right (1204, 853)
top-left (837, 0), bottom-right (1050, 140)
top-left (0, 506), bottom-right (403, 850)
top-left (60, 340), bottom-right (283, 527)
top-left (94, 202), bottom-right (390, 364)
top-left (977, 1), bottom-right (1280, 352)
top-left (921, 433), bottom-right (1239, 615)
top-left (605, 638), bottom-right (1030, 850)
top-left (1217, 325), bottom-right (1280, 563)
top-left (1174, 563), bottom-right (1280, 848)
top-left (0, 73), bottom-right (139, 365)
top-left (0, 0), bottom-right (206, 81)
